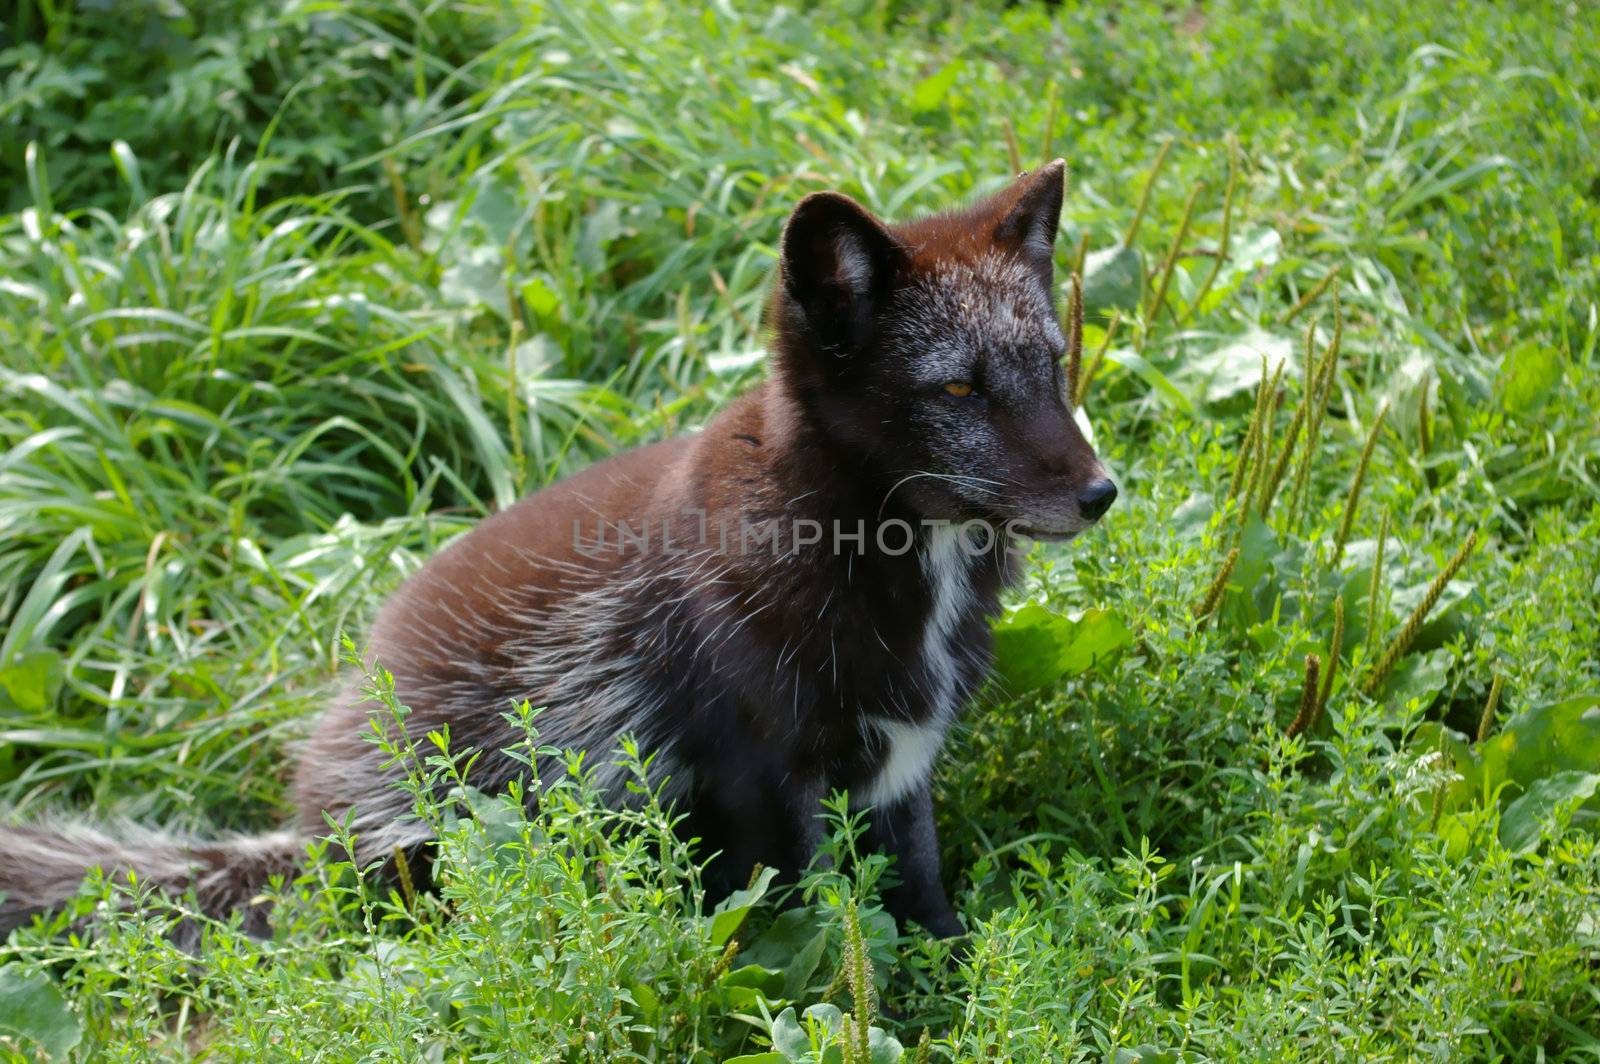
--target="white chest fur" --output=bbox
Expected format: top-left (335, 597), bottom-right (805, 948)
top-left (861, 525), bottom-right (971, 807)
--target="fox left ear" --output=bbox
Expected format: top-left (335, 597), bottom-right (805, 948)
top-left (780, 191), bottom-right (906, 354)
top-left (994, 159), bottom-right (1066, 289)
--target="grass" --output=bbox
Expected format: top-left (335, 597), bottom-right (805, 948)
top-left (1, 0), bottom-right (1598, 1059)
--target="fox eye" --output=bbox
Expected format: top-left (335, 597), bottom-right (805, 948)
top-left (942, 381), bottom-right (974, 398)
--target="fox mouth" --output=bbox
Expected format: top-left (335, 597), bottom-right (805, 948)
top-left (1009, 525), bottom-right (1082, 543)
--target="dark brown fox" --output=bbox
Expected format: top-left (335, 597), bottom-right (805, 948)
top-left (1, 161), bottom-right (1114, 941)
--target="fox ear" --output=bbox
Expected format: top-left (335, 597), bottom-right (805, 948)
top-left (994, 159), bottom-right (1066, 288)
top-left (781, 192), bottom-right (905, 352)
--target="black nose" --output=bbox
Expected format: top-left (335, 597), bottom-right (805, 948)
top-left (1077, 478), bottom-right (1118, 521)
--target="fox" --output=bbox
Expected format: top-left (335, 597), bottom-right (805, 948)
top-left (0, 159), bottom-right (1115, 942)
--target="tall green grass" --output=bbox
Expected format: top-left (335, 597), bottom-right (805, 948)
top-left (1, 0), bottom-right (1597, 1059)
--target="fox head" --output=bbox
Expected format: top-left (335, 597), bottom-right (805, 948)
top-left (773, 160), bottom-right (1116, 541)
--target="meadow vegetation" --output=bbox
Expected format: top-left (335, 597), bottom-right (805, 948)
top-left (1, 0), bottom-right (1597, 1059)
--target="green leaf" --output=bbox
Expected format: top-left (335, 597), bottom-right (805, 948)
top-left (1498, 340), bottom-right (1563, 416)
top-left (724, 1055), bottom-right (790, 1064)
top-left (1379, 648), bottom-right (1451, 709)
top-left (520, 275), bottom-right (561, 318)
top-left (1386, 154), bottom-right (1512, 219)
top-left (715, 979), bottom-right (781, 1013)
top-left (868, 1026), bottom-right (905, 1063)
top-left (709, 865), bottom-right (778, 947)
top-left (742, 907), bottom-right (829, 998)
top-left (1175, 328), bottom-right (1296, 407)
top-left (1499, 772), bottom-right (1600, 854)
top-left (577, 201), bottom-right (626, 273)
top-left (1170, 491), bottom-right (1215, 537)
top-left (1220, 516), bottom-right (1283, 631)
top-left (0, 966), bottom-right (82, 1060)
top-left (801, 1002), bottom-right (844, 1034)
top-left (1081, 244), bottom-right (1144, 316)
top-left (109, 139), bottom-right (145, 202)
top-left (991, 604), bottom-right (1132, 695)
top-left (1114, 1047), bottom-right (1183, 1064)
top-left (1434, 362), bottom-right (1474, 440)
top-left (784, 925), bottom-right (828, 999)
top-left (1413, 722), bottom-right (1482, 810)
top-left (1375, 351), bottom-right (1434, 438)
top-left (0, 650), bottom-right (65, 716)
top-left (626, 978), bottom-right (660, 1022)
top-left (438, 243), bottom-right (507, 316)
top-left (1100, 348), bottom-right (1196, 413)
top-left (770, 1006), bottom-right (808, 1059)
top-left (716, 962), bottom-right (785, 1003)
top-left (1480, 695), bottom-right (1600, 797)
top-left (1192, 227), bottom-right (1281, 313)
top-left (910, 60), bottom-right (962, 113)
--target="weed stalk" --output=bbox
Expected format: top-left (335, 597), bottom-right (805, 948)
top-left (1258, 323), bottom-right (1318, 518)
top-left (1286, 654), bottom-right (1323, 738)
top-left (1182, 132), bottom-right (1240, 325)
top-left (1417, 374), bottom-right (1432, 459)
top-left (1282, 265), bottom-right (1341, 325)
top-left (1071, 229), bottom-right (1090, 282)
top-left (1428, 730), bottom-right (1450, 833)
top-left (1145, 180), bottom-right (1204, 326)
top-left (1041, 81), bottom-right (1060, 160)
top-left (392, 844), bottom-right (417, 916)
top-left (1065, 272), bottom-right (1085, 404)
top-left (1076, 310), bottom-right (1120, 407)
top-left (1364, 509), bottom-right (1392, 661)
top-left (842, 898), bottom-right (875, 1063)
top-left (1319, 593), bottom-right (1345, 715)
top-left (1246, 360), bottom-right (1286, 520)
top-left (1332, 402), bottom-right (1389, 565)
top-left (1476, 673), bottom-right (1504, 743)
top-left (1003, 119), bottom-right (1022, 174)
top-left (1289, 298), bottom-right (1343, 531)
top-left (1362, 531), bottom-right (1479, 697)
top-left (1124, 139), bottom-right (1174, 246)
top-left (1194, 546), bottom-right (1241, 623)
top-left (1228, 355), bottom-right (1272, 506)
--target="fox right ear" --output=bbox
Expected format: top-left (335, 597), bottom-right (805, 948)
top-left (994, 159), bottom-right (1066, 290)
top-left (780, 192), bottom-right (904, 353)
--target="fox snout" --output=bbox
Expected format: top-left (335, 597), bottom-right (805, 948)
top-left (1013, 405), bottom-right (1117, 534)
top-left (1022, 470), bottom-right (1116, 538)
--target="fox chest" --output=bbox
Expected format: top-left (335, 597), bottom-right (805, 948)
top-left (855, 527), bottom-right (982, 808)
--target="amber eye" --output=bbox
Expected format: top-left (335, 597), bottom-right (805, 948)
top-left (943, 381), bottom-right (974, 398)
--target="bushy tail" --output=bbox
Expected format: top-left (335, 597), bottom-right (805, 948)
top-left (0, 819), bottom-right (306, 938)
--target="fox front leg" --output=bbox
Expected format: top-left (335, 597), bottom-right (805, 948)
top-left (777, 772), bottom-right (831, 874)
top-left (866, 781), bottom-right (964, 940)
